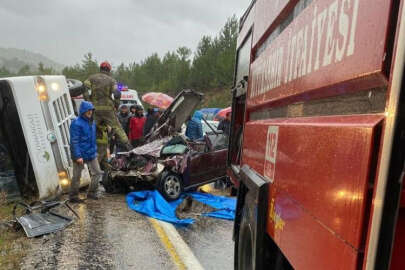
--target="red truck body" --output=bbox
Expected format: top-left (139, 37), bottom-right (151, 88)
top-left (229, 0), bottom-right (405, 269)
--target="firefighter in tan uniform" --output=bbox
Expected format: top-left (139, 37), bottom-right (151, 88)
top-left (96, 121), bottom-right (110, 170)
top-left (83, 61), bottom-right (131, 150)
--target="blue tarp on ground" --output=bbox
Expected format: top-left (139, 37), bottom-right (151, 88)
top-left (126, 190), bottom-right (236, 226)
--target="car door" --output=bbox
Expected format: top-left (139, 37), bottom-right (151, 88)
top-left (188, 151), bottom-right (218, 186)
top-left (188, 134), bottom-right (228, 186)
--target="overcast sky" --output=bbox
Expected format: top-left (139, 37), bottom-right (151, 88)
top-left (0, 0), bottom-right (250, 67)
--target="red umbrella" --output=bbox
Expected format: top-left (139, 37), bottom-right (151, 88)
top-left (142, 92), bottom-right (174, 109)
top-left (214, 107), bottom-right (232, 120)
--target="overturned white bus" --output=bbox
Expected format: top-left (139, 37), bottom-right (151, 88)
top-left (0, 76), bottom-right (90, 200)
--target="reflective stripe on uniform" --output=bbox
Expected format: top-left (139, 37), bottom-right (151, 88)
top-left (94, 105), bottom-right (114, 110)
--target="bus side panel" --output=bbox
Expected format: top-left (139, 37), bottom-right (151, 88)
top-left (241, 115), bottom-right (383, 269)
top-left (9, 78), bottom-right (60, 198)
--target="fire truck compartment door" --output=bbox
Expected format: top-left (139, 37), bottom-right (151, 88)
top-left (242, 114), bottom-right (384, 269)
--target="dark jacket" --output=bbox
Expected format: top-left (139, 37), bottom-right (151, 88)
top-left (70, 101), bottom-right (97, 161)
top-left (117, 110), bottom-right (131, 135)
top-left (143, 113), bottom-right (157, 136)
top-left (185, 111), bottom-right (203, 140)
top-left (83, 71), bottom-right (117, 110)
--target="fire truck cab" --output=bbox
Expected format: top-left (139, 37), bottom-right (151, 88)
top-left (0, 76), bottom-right (90, 200)
top-left (230, 0), bottom-right (405, 269)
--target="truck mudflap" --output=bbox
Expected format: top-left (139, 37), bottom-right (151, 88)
top-left (234, 164), bottom-right (270, 270)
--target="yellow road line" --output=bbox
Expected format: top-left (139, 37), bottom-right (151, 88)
top-left (149, 218), bottom-right (186, 270)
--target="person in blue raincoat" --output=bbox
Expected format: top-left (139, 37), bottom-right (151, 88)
top-left (69, 101), bottom-right (103, 202)
top-left (185, 111), bottom-right (204, 140)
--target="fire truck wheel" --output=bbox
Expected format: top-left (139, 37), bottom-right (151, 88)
top-left (238, 204), bottom-right (254, 270)
top-left (158, 172), bottom-right (183, 201)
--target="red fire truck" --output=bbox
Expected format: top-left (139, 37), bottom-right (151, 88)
top-left (229, 0), bottom-right (405, 269)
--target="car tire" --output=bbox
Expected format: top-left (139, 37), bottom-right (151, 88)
top-left (158, 173), bottom-right (183, 201)
top-left (66, 79), bottom-right (86, 97)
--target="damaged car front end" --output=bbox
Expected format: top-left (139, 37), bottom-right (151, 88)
top-left (102, 89), bottom-right (229, 200)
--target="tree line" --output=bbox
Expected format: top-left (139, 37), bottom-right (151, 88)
top-left (0, 16), bottom-right (238, 107)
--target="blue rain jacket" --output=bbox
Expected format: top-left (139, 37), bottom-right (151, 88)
top-left (185, 111), bottom-right (203, 140)
top-left (70, 101), bottom-right (97, 161)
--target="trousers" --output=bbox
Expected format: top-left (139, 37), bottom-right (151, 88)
top-left (69, 158), bottom-right (103, 199)
top-left (94, 110), bottom-right (129, 145)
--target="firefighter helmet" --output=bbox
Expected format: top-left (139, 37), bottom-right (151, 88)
top-left (100, 61), bottom-right (112, 72)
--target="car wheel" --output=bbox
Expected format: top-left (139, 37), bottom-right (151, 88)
top-left (66, 78), bottom-right (86, 97)
top-left (158, 173), bottom-right (183, 201)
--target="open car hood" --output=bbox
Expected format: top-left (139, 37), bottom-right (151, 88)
top-left (148, 89), bottom-right (203, 139)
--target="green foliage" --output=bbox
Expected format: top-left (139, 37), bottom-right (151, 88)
top-left (62, 52), bottom-right (99, 81)
top-left (1, 16), bottom-right (238, 108)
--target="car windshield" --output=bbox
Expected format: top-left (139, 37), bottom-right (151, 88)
top-left (206, 132), bottom-right (228, 150)
top-left (202, 121), bottom-right (219, 135)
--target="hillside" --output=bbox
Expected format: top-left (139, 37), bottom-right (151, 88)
top-left (0, 47), bottom-right (64, 73)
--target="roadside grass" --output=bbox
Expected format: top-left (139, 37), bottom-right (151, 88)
top-left (0, 191), bottom-right (28, 269)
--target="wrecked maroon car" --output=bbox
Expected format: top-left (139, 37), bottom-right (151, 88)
top-left (102, 90), bottom-right (229, 200)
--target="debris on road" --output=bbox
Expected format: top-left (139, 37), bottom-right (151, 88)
top-left (126, 190), bottom-right (236, 226)
top-left (12, 200), bottom-right (79, 238)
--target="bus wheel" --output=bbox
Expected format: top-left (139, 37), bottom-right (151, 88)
top-left (238, 205), bottom-right (254, 270)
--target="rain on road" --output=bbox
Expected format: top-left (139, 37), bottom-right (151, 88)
top-left (19, 191), bottom-right (234, 270)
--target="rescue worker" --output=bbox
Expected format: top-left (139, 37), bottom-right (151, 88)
top-left (69, 101), bottom-right (103, 202)
top-left (129, 105), bottom-right (146, 147)
top-left (117, 104), bottom-right (131, 135)
top-left (185, 111), bottom-right (203, 140)
top-left (83, 61), bottom-right (131, 150)
top-left (96, 120), bottom-right (110, 171)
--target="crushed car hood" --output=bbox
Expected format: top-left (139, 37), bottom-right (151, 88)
top-left (147, 89), bottom-right (203, 140)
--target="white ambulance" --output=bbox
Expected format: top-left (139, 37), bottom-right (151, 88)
top-left (119, 87), bottom-right (143, 108)
top-left (0, 76), bottom-right (90, 199)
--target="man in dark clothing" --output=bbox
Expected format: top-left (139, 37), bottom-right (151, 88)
top-left (143, 108), bottom-right (159, 136)
top-left (117, 104), bottom-right (131, 135)
top-left (185, 111), bottom-right (203, 140)
top-left (69, 101), bottom-right (103, 202)
top-left (218, 111), bottom-right (231, 136)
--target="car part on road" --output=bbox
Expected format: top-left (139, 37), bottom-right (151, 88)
top-left (12, 200), bottom-right (79, 238)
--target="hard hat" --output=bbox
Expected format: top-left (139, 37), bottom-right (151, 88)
top-left (100, 61), bottom-right (112, 72)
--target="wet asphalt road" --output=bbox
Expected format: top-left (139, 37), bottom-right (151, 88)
top-left (19, 191), bottom-right (234, 270)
